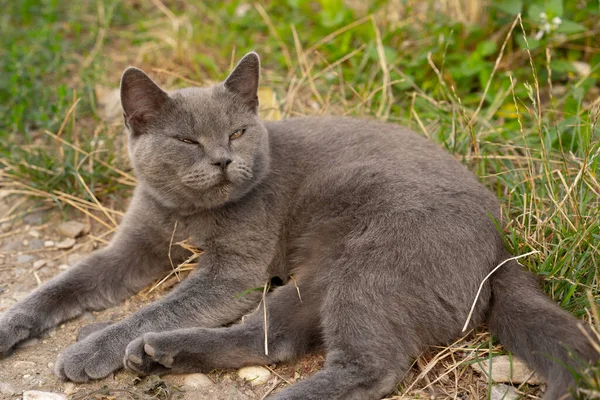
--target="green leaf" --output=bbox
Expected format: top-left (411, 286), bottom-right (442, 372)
top-left (493, 0), bottom-right (523, 15)
top-left (546, 0), bottom-right (563, 17)
top-left (556, 20), bottom-right (587, 34)
top-left (476, 40), bottom-right (497, 57)
top-left (527, 3), bottom-right (545, 21)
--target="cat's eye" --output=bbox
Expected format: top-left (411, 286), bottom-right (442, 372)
top-left (229, 129), bottom-right (245, 141)
top-left (178, 137), bottom-right (198, 145)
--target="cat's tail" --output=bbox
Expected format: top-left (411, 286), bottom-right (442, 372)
top-left (487, 259), bottom-right (599, 399)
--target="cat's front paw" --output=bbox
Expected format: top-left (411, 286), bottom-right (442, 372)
top-left (124, 333), bottom-right (176, 376)
top-left (55, 331), bottom-right (124, 382)
top-left (0, 311), bottom-right (35, 355)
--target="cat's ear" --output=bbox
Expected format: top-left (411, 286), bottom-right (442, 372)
top-left (120, 67), bottom-right (170, 133)
top-left (224, 52), bottom-right (260, 112)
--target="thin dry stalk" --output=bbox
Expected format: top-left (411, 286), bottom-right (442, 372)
top-left (371, 15), bottom-right (392, 119)
top-left (167, 221), bottom-right (180, 282)
top-left (462, 250), bottom-right (540, 332)
top-left (254, 2), bottom-right (293, 70)
top-left (469, 14), bottom-right (520, 126)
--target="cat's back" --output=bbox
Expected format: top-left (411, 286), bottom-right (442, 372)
top-left (265, 116), bottom-right (500, 223)
top-left (266, 116), bottom-right (479, 189)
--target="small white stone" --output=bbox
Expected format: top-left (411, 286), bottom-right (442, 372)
top-left (44, 240), bottom-right (55, 248)
top-left (33, 259), bottom-right (47, 269)
top-left (237, 366), bottom-right (271, 386)
top-left (23, 391), bottom-right (67, 400)
top-left (58, 264), bottom-right (70, 270)
top-left (22, 239), bottom-right (30, 246)
top-left (572, 61), bottom-right (591, 77)
top-left (56, 221), bottom-right (88, 238)
top-left (183, 373), bottom-right (214, 389)
top-left (471, 355), bottom-right (543, 384)
top-left (28, 230), bottom-right (41, 238)
top-left (490, 384), bottom-right (520, 400)
top-left (67, 253), bottom-right (85, 265)
top-left (13, 360), bottom-right (36, 370)
top-left (56, 238), bottom-right (76, 250)
top-left (63, 382), bottom-right (77, 395)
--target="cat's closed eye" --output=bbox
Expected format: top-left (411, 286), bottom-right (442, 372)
top-left (177, 137), bottom-right (198, 145)
top-left (229, 128), bottom-right (245, 141)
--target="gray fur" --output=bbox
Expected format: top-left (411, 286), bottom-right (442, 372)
top-left (0, 52), bottom-right (596, 399)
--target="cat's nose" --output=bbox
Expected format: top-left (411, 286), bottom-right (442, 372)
top-left (212, 157), bottom-right (232, 169)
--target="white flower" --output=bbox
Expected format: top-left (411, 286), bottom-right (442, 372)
top-left (540, 12), bottom-right (548, 21)
top-left (551, 16), bottom-right (562, 30)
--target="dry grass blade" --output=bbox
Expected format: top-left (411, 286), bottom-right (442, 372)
top-left (305, 15), bottom-right (371, 55)
top-left (147, 237), bottom-right (202, 294)
top-left (43, 129), bottom-right (137, 184)
top-left (462, 250), bottom-right (540, 332)
top-left (254, 2), bottom-right (293, 71)
top-left (75, 171), bottom-right (118, 229)
top-left (371, 15), bottom-right (392, 119)
top-left (468, 14), bottom-right (519, 126)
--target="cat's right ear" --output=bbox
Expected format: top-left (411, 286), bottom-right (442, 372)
top-left (120, 67), bottom-right (170, 134)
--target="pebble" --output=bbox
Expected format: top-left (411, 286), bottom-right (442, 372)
top-left (67, 253), bottom-right (85, 265)
top-left (1, 240), bottom-right (21, 251)
top-left (23, 211), bottom-right (44, 225)
top-left (22, 239), bottom-right (30, 247)
top-left (56, 238), bottom-right (76, 250)
top-left (33, 259), bottom-right (47, 269)
top-left (0, 382), bottom-right (16, 395)
top-left (490, 384), bottom-right (520, 400)
top-left (58, 264), bottom-right (70, 270)
top-left (13, 360), bottom-right (36, 370)
top-left (63, 382), bottom-right (77, 395)
top-left (29, 239), bottom-right (44, 249)
top-left (23, 391), bottom-right (67, 400)
top-left (16, 254), bottom-right (36, 264)
top-left (28, 230), bottom-right (41, 238)
top-left (44, 240), bottom-right (55, 248)
top-left (237, 366), bottom-right (271, 386)
top-left (0, 222), bottom-right (12, 232)
top-left (183, 373), bottom-right (214, 389)
top-left (470, 355), bottom-right (542, 385)
top-left (57, 221), bottom-right (88, 238)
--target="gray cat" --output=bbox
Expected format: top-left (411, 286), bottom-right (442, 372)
top-left (0, 52), bottom-right (596, 399)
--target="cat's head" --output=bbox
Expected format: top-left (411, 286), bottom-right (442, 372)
top-left (120, 52), bottom-right (269, 210)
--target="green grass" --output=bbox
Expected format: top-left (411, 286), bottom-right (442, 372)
top-left (0, 0), bottom-right (599, 397)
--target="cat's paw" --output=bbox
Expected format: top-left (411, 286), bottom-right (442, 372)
top-left (124, 333), bottom-right (175, 375)
top-left (55, 331), bottom-right (124, 382)
top-left (0, 311), bottom-right (35, 355)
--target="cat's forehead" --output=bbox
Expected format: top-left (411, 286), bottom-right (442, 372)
top-left (169, 86), bottom-right (249, 131)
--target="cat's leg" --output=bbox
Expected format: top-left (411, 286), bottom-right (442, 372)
top-left (54, 250), bottom-right (271, 382)
top-left (0, 228), bottom-right (170, 355)
top-left (121, 283), bottom-right (322, 375)
top-left (268, 278), bottom-right (421, 400)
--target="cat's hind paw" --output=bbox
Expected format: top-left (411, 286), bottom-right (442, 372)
top-left (124, 333), bottom-right (174, 376)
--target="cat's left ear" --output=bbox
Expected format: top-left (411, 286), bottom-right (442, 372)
top-left (224, 52), bottom-right (260, 112)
